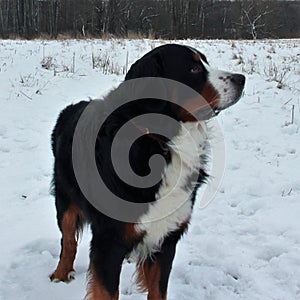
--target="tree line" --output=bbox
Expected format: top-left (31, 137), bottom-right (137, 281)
top-left (0, 0), bottom-right (299, 39)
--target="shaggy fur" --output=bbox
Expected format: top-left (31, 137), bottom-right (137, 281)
top-left (50, 44), bottom-right (245, 300)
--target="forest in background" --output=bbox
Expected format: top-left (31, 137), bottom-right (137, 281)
top-left (0, 0), bottom-right (299, 39)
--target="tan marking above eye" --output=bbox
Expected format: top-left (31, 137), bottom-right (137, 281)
top-left (193, 53), bottom-right (201, 62)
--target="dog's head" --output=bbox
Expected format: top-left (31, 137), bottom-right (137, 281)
top-left (125, 44), bottom-right (245, 121)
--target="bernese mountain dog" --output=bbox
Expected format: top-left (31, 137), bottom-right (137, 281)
top-left (50, 44), bottom-right (245, 300)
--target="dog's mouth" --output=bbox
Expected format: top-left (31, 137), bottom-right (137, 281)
top-left (197, 71), bottom-right (246, 119)
top-left (216, 90), bottom-right (244, 114)
top-left (177, 73), bottom-right (245, 122)
top-left (195, 106), bottom-right (220, 120)
top-left (190, 88), bottom-right (245, 121)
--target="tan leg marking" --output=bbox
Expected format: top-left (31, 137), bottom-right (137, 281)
top-left (137, 261), bottom-right (166, 300)
top-left (51, 203), bottom-right (81, 282)
top-left (85, 265), bottom-right (120, 300)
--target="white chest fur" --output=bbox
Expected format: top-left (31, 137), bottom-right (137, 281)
top-left (133, 122), bottom-right (208, 261)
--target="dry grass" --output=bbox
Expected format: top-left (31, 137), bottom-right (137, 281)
top-left (92, 51), bottom-right (127, 75)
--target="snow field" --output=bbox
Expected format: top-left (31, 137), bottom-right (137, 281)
top-left (0, 38), bottom-right (299, 300)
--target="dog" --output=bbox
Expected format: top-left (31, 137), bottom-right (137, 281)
top-left (50, 44), bottom-right (245, 300)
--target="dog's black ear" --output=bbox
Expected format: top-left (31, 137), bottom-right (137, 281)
top-left (123, 49), bottom-right (168, 113)
top-left (125, 51), bottom-right (163, 80)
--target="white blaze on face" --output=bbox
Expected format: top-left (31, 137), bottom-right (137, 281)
top-left (201, 59), bottom-right (241, 110)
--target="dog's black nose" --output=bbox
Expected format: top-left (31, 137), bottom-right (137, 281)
top-left (231, 74), bottom-right (246, 87)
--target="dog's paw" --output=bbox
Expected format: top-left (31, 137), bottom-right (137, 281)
top-left (50, 270), bottom-right (76, 283)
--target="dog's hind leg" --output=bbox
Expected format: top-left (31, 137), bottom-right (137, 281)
top-left (50, 197), bottom-right (83, 283)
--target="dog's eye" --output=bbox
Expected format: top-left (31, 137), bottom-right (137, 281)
top-left (191, 65), bottom-right (202, 74)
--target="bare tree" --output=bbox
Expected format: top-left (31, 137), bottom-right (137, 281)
top-left (238, 0), bottom-right (273, 39)
top-left (195, 0), bottom-right (207, 38)
top-left (0, 0), bottom-right (10, 38)
top-left (0, 0), bottom-right (299, 39)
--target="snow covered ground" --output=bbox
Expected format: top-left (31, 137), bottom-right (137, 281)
top-left (0, 38), bottom-right (299, 300)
